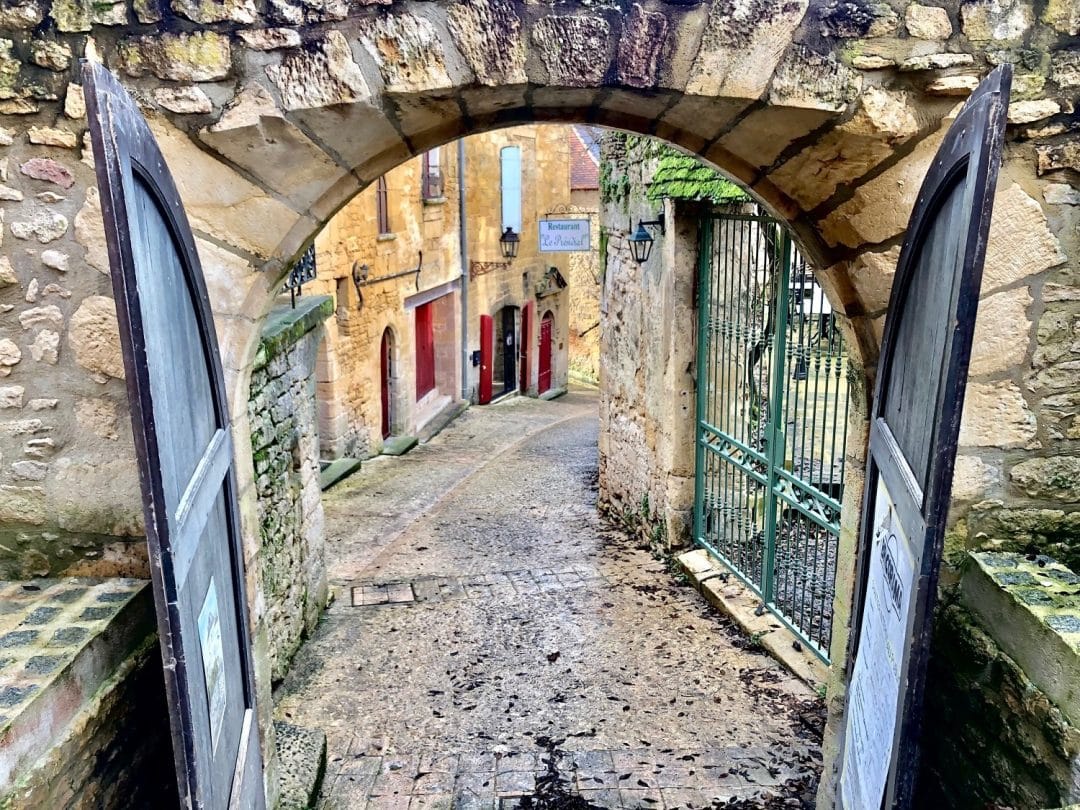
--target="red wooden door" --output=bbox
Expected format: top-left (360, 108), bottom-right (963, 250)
top-left (415, 303), bottom-right (435, 399)
top-left (538, 312), bottom-right (553, 395)
top-left (479, 314), bottom-right (493, 404)
top-left (380, 329), bottom-right (391, 439)
top-left (520, 301), bottom-right (533, 394)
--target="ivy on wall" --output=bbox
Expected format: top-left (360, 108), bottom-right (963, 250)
top-left (646, 152), bottom-right (748, 205)
top-left (600, 132), bottom-right (749, 209)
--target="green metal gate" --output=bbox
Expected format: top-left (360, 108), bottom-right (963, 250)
top-left (693, 211), bottom-right (850, 662)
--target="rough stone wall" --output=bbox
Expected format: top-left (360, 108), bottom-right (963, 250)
top-left (921, 600), bottom-right (1080, 808)
top-left (247, 296), bottom-right (331, 683)
top-left (598, 139), bottom-right (699, 550)
top-left (2, 635), bottom-right (178, 809)
top-left (567, 188), bottom-right (601, 385)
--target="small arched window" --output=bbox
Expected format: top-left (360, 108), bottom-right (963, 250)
top-left (376, 175), bottom-right (390, 235)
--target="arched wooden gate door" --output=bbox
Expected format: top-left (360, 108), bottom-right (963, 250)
top-left (837, 64), bottom-right (1011, 809)
top-left (84, 62), bottom-right (265, 809)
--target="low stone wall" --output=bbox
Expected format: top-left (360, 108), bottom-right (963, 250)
top-left (598, 190), bottom-right (700, 551)
top-left (920, 553), bottom-right (1080, 807)
top-left (247, 295), bottom-right (331, 683)
top-left (0, 578), bottom-right (175, 809)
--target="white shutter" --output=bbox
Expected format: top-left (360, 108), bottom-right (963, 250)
top-left (500, 146), bottom-right (522, 233)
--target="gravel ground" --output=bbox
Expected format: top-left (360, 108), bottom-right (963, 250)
top-left (275, 389), bottom-right (823, 809)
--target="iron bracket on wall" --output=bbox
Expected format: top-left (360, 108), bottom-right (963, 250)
top-left (284, 244), bottom-right (317, 308)
top-left (470, 260), bottom-right (508, 281)
top-left (352, 251), bottom-right (424, 310)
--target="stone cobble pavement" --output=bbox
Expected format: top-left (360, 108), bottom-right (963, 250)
top-left (275, 389), bottom-right (823, 809)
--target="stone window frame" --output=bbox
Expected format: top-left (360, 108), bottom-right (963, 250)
top-left (422, 149), bottom-right (444, 201)
top-left (376, 175), bottom-right (391, 236)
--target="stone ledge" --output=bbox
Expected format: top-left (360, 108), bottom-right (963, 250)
top-left (381, 435), bottom-right (418, 457)
top-left (960, 551), bottom-right (1080, 729)
top-left (0, 578), bottom-right (154, 794)
top-left (319, 457), bottom-right (362, 491)
top-left (274, 719), bottom-right (326, 810)
top-left (539, 386), bottom-right (567, 401)
top-left (254, 295), bottom-right (334, 369)
top-left (675, 549), bottom-right (829, 688)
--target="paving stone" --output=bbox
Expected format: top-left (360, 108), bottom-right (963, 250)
top-left (276, 391), bottom-right (821, 808)
top-left (494, 770), bottom-right (535, 796)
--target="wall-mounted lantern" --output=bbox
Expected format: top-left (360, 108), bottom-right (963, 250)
top-left (500, 226), bottom-right (520, 260)
top-left (628, 212), bottom-right (666, 265)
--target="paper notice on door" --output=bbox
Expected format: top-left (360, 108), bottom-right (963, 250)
top-left (839, 480), bottom-right (916, 810)
top-left (198, 577), bottom-right (227, 752)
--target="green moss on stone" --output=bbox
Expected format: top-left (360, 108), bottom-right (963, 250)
top-left (646, 151), bottom-right (749, 205)
top-left (50, 0), bottom-right (92, 32)
top-left (920, 601), bottom-right (1080, 808)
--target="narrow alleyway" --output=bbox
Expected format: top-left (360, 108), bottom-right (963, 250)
top-left (275, 389), bottom-right (823, 809)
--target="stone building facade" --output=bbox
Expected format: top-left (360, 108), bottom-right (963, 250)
top-left (0, 0), bottom-right (1071, 803)
top-left (306, 141), bottom-right (464, 459)
top-left (305, 124), bottom-right (593, 462)
top-left (567, 126), bottom-right (602, 385)
top-left (460, 125), bottom-right (577, 402)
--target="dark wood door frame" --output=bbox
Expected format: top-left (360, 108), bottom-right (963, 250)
top-left (836, 64), bottom-right (1011, 810)
top-left (83, 61), bottom-right (266, 809)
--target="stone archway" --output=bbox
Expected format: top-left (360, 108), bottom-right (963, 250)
top-left (0, 1), bottom-right (1074, 803)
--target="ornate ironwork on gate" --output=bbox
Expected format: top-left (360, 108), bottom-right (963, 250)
top-left (693, 211), bottom-right (850, 662)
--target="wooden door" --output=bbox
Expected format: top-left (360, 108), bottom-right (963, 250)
top-left (837, 65), bottom-right (1011, 810)
top-left (538, 313), bottom-right (553, 395)
top-left (83, 62), bottom-right (265, 809)
top-left (415, 303), bottom-right (435, 399)
top-left (380, 329), bottom-right (391, 439)
top-left (479, 314), bottom-right (493, 405)
top-left (502, 306), bottom-right (517, 394)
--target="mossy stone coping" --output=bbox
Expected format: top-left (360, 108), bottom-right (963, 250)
top-left (252, 295), bottom-right (334, 372)
top-left (960, 551), bottom-right (1080, 729)
top-left (0, 578), bottom-right (153, 797)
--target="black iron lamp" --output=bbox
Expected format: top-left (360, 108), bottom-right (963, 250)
top-left (628, 212), bottom-right (666, 264)
top-left (499, 226), bottom-right (520, 260)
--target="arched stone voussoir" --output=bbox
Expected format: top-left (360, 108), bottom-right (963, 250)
top-left (148, 113), bottom-right (305, 260)
top-left (197, 83), bottom-right (353, 215)
top-left (385, 91), bottom-right (471, 154)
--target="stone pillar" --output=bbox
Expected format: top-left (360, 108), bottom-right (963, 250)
top-left (246, 295), bottom-right (333, 684)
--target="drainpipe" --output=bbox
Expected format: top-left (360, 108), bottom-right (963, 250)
top-left (458, 137), bottom-right (470, 401)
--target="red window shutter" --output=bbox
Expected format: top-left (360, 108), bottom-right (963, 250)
top-left (415, 303), bottom-right (435, 399)
top-left (520, 301), bottom-right (533, 394)
top-left (479, 314), bottom-right (493, 405)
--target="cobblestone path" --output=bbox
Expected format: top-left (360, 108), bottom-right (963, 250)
top-left (275, 389), bottom-right (823, 809)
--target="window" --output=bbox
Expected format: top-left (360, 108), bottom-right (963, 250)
top-left (422, 149), bottom-right (443, 200)
top-left (376, 175), bottom-right (390, 235)
top-left (415, 302), bottom-right (435, 399)
top-left (500, 146), bottom-right (522, 235)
